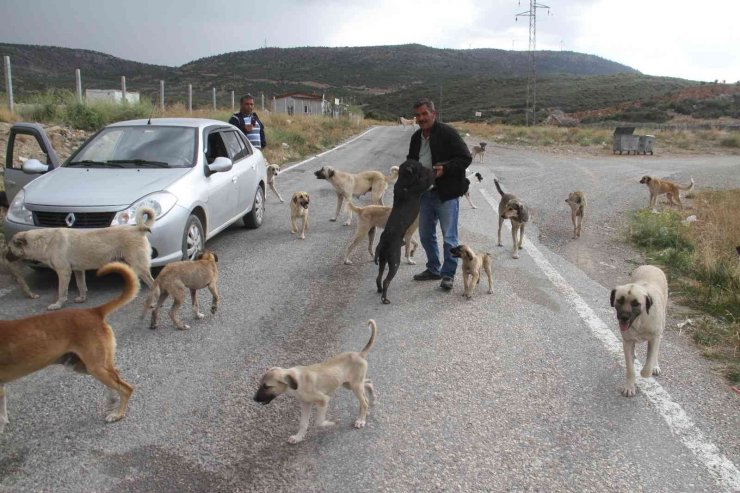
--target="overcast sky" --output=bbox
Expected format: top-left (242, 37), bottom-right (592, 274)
top-left (1, 0), bottom-right (738, 82)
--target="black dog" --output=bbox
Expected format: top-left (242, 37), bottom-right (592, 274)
top-left (374, 159), bottom-right (435, 304)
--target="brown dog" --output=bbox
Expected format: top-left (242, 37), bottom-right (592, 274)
top-left (266, 164), bottom-right (284, 203)
top-left (450, 244), bottom-right (493, 299)
top-left (343, 202), bottom-right (418, 265)
top-left (290, 191), bottom-right (310, 240)
top-left (471, 142), bottom-right (487, 163)
top-left (639, 175), bottom-right (694, 209)
top-left (565, 191), bottom-right (586, 239)
top-left (495, 179), bottom-right (529, 259)
top-left (142, 250), bottom-right (219, 330)
top-left (0, 262), bottom-right (137, 433)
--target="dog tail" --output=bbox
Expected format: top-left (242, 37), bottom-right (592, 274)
top-left (95, 262), bottom-right (140, 319)
top-left (494, 178), bottom-right (505, 197)
top-left (347, 201), bottom-right (363, 213)
top-left (136, 206), bottom-right (156, 232)
top-left (475, 172), bottom-right (483, 183)
top-left (360, 319), bottom-right (377, 357)
top-left (385, 166), bottom-right (399, 184)
top-left (679, 177), bottom-right (695, 191)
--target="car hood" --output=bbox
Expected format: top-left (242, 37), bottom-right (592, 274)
top-left (24, 167), bottom-right (192, 207)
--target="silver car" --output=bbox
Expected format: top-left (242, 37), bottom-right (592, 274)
top-left (3, 118), bottom-right (267, 267)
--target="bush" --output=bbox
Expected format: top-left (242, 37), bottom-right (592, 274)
top-left (62, 101), bottom-right (153, 130)
top-left (720, 135), bottom-right (740, 148)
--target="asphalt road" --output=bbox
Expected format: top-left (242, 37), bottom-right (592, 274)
top-left (1, 125), bottom-right (739, 492)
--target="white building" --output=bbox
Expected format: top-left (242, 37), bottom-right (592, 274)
top-left (272, 92), bottom-right (326, 116)
top-left (85, 89), bottom-right (140, 104)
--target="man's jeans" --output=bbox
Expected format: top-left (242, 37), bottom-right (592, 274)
top-left (418, 189), bottom-right (459, 279)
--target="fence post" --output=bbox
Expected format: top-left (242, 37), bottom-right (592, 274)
top-left (3, 56), bottom-right (13, 113)
top-left (231, 90), bottom-right (234, 112)
top-left (188, 84), bottom-right (192, 113)
top-left (212, 87), bottom-right (216, 110)
top-left (261, 92), bottom-right (265, 111)
top-left (121, 76), bottom-right (127, 104)
top-left (160, 80), bottom-right (165, 111)
top-left (75, 68), bottom-right (82, 102)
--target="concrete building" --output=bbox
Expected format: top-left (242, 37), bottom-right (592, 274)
top-left (85, 89), bottom-right (140, 104)
top-left (272, 92), bottom-right (326, 116)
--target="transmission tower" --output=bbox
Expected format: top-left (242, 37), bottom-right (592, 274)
top-left (516, 1), bottom-right (551, 126)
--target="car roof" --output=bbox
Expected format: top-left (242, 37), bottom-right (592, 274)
top-left (107, 118), bottom-right (232, 130)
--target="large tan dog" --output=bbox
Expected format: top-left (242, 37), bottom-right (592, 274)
top-left (495, 179), bottom-right (529, 259)
top-left (343, 202), bottom-right (418, 265)
top-left (290, 191), bottom-right (310, 240)
top-left (639, 175), bottom-right (694, 209)
top-left (450, 244), bottom-right (493, 299)
top-left (0, 262), bottom-right (138, 433)
top-left (610, 265), bottom-right (668, 397)
top-left (142, 250), bottom-right (219, 330)
top-left (254, 320), bottom-right (377, 444)
top-left (6, 207), bottom-right (156, 310)
top-left (314, 165), bottom-right (398, 225)
top-left (565, 191), bottom-right (586, 239)
top-left (266, 164), bottom-right (285, 203)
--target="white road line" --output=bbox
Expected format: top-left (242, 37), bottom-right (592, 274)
top-left (0, 287), bottom-right (15, 298)
top-left (480, 188), bottom-right (740, 492)
top-left (278, 126), bottom-right (379, 173)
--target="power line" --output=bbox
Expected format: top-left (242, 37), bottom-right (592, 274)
top-left (515, 1), bottom-right (551, 126)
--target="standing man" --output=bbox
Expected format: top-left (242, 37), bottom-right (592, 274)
top-left (407, 98), bottom-right (472, 290)
top-left (229, 94), bottom-right (267, 149)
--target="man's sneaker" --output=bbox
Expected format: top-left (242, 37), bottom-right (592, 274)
top-left (440, 277), bottom-right (454, 290)
top-left (413, 269), bottom-right (442, 281)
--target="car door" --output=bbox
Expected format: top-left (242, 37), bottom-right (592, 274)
top-left (221, 129), bottom-right (258, 215)
top-left (204, 129), bottom-right (239, 234)
top-left (3, 123), bottom-right (60, 205)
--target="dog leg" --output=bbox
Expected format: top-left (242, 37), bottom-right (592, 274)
top-left (73, 270), bottom-right (88, 303)
top-left (208, 283), bottom-right (219, 315)
top-left (49, 267), bottom-right (72, 310)
top-left (571, 211), bottom-right (578, 239)
top-left (468, 271), bottom-right (480, 299)
top-left (315, 396), bottom-right (335, 428)
top-left (464, 192), bottom-right (477, 209)
top-left (270, 182), bottom-right (284, 203)
top-left (484, 263), bottom-right (494, 294)
top-left (364, 379), bottom-right (376, 406)
top-left (351, 384), bottom-right (369, 429)
top-left (511, 226), bottom-right (520, 259)
top-left (621, 340), bottom-right (637, 397)
top-left (381, 261), bottom-right (400, 304)
top-left (0, 384), bottom-right (8, 433)
top-left (290, 215), bottom-right (297, 234)
top-left (406, 238), bottom-right (418, 265)
top-left (169, 287), bottom-right (189, 330)
top-left (10, 265), bottom-right (39, 299)
top-left (497, 217), bottom-right (504, 247)
top-left (332, 194), bottom-right (343, 222)
top-left (300, 215), bottom-right (307, 240)
top-left (191, 289), bottom-right (205, 319)
top-left (462, 272), bottom-right (471, 298)
top-left (367, 226), bottom-right (377, 258)
top-left (150, 292), bottom-right (168, 330)
top-left (288, 401), bottom-right (313, 444)
top-left (78, 340), bottom-right (133, 423)
top-left (342, 196), bottom-right (353, 226)
top-left (642, 338), bottom-right (662, 377)
top-left (518, 224), bottom-right (525, 250)
top-left (376, 260), bottom-right (386, 294)
top-left (344, 229), bottom-right (368, 265)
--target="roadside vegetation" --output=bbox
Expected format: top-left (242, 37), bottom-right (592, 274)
top-left (628, 190), bottom-right (740, 384)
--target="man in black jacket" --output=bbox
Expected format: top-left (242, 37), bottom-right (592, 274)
top-left (407, 98), bottom-right (472, 290)
top-left (229, 94), bottom-right (267, 149)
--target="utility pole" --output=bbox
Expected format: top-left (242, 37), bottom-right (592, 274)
top-left (4, 56), bottom-right (13, 113)
top-left (75, 69), bottom-right (82, 102)
top-left (188, 84), bottom-right (192, 113)
top-left (121, 76), bottom-right (127, 104)
top-left (516, 0), bottom-right (551, 126)
top-left (160, 80), bottom-right (165, 111)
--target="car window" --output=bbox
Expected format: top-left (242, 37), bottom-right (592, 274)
top-left (206, 132), bottom-right (229, 164)
top-left (221, 131), bottom-right (246, 161)
top-left (11, 133), bottom-right (50, 169)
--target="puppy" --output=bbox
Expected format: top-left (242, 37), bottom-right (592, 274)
top-left (399, 116), bottom-right (416, 128)
top-left (6, 207), bottom-right (156, 310)
top-left (1, 245), bottom-right (39, 299)
top-left (495, 179), bottom-right (529, 259)
top-left (266, 164), bottom-right (284, 203)
top-left (375, 159), bottom-right (435, 304)
top-left (0, 262), bottom-right (137, 432)
top-left (639, 175), bottom-right (694, 209)
top-left (610, 265), bottom-right (668, 397)
top-left (254, 320), bottom-right (377, 444)
top-left (471, 142), bottom-right (487, 163)
top-left (450, 244), bottom-right (493, 299)
top-left (565, 191), bottom-right (586, 239)
top-left (290, 191), bottom-right (310, 240)
top-left (142, 250), bottom-right (219, 330)
top-left (314, 165), bottom-right (398, 225)
top-left (343, 201), bottom-right (418, 265)
top-left (464, 171), bottom-right (484, 209)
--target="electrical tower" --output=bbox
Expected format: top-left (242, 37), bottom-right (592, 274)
top-left (516, 1), bottom-right (551, 126)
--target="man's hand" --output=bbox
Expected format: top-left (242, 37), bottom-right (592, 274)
top-left (433, 165), bottom-right (444, 178)
top-left (244, 124), bottom-right (254, 132)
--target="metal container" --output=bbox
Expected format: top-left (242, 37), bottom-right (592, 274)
top-left (638, 135), bottom-right (655, 155)
top-left (613, 127), bottom-right (655, 155)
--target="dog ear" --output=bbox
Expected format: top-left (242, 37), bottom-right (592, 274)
top-left (465, 250), bottom-right (474, 261)
top-left (292, 195), bottom-right (298, 204)
top-left (575, 196), bottom-right (581, 204)
top-left (328, 168), bottom-right (335, 178)
top-left (194, 251), bottom-right (204, 260)
top-left (213, 252), bottom-right (219, 262)
top-left (518, 204), bottom-right (529, 222)
top-left (645, 294), bottom-right (653, 314)
top-left (610, 289), bottom-right (616, 307)
top-left (13, 236), bottom-right (27, 247)
top-left (285, 373), bottom-right (298, 390)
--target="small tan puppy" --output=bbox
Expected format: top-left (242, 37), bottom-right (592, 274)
top-left (610, 265), bottom-right (668, 397)
top-left (450, 244), bottom-right (493, 299)
top-left (266, 164), bottom-right (284, 203)
top-left (471, 142), bottom-right (487, 163)
top-left (142, 250), bottom-right (219, 330)
top-left (314, 165), bottom-right (398, 225)
top-left (343, 202), bottom-right (418, 265)
top-left (639, 175), bottom-right (694, 209)
top-left (565, 191), bottom-right (586, 239)
top-left (290, 191), bottom-right (310, 240)
top-left (254, 320), bottom-right (377, 444)
top-left (1, 246), bottom-right (39, 299)
top-left (495, 179), bottom-right (529, 259)
top-left (0, 262), bottom-right (137, 432)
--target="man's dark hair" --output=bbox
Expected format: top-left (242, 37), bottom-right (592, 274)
top-left (240, 94), bottom-right (255, 104)
top-left (413, 98), bottom-right (435, 112)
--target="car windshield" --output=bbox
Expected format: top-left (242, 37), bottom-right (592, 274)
top-left (67, 126), bottom-right (197, 168)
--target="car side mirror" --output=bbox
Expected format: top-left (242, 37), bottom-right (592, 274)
top-left (207, 157), bottom-right (233, 174)
top-left (22, 158), bottom-right (48, 174)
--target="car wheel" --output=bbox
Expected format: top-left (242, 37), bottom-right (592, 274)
top-left (182, 214), bottom-right (205, 260)
top-left (243, 186), bottom-right (264, 229)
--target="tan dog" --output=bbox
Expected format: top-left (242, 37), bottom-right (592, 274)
top-left (6, 207), bottom-right (156, 310)
top-left (142, 250), bottom-right (219, 330)
top-left (471, 142), bottom-right (487, 163)
top-left (639, 175), bottom-right (694, 209)
top-left (343, 202), bottom-right (418, 265)
top-left (610, 265), bottom-right (668, 397)
top-left (0, 262), bottom-right (138, 433)
top-left (254, 320), bottom-right (377, 444)
top-left (399, 116), bottom-right (416, 128)
top-left (495, 179), bottom-right (529, 259)
top-left (450, 244), bottom-right (493, 299)
top-left (266, 164), bottom-right (284, 203)
top-left (1, 246), bottom-right (39, 299)
top-left (314, 165), bottom-right (398, 225)
top-left (290, 191), bottom-right (310, 240)
top-left (565, 191), bottom-right (586, 239)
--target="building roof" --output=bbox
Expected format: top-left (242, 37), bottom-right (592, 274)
top-left (274, 92), bottom-right (323, 100)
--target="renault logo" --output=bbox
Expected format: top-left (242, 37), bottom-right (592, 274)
top-left (65, 213), bottom-right (76, 227)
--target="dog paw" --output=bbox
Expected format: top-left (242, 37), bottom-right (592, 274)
top-left (288, 434), bottom-right (304, 444)
top-left (299, 235), bottom-right (305, 240)
top-left (512, 253), bottom-right (520, 259)
top-left (472, 205), bottom-right (477, 209)
top-left (406, 258), bottom-right (416, 265)
top-left (621, 384), bottom-right (637, 397)
top-left (74, 296), bottom-right (87, 303)
top-left (344, 259), bottom-right (353, 265)
top-left (319, 420), bottom-right (336, 428)
top-left (195, 312), bottom-right (205, 319)
top-left (290, 230), bottom-right (296, 234)
top-left (104, 411), bottom-right (124, 423)
top-left (382, 298), bottom-right (391, 305)
top-left (497, 242), bottom-right (503, 247)
top-left (641, 365), bottom-right (661, 378)
top-left (330, 218), bottom-right (337, 222)
top-left (652, 365), bottom-right (661, 376)
top-left (47, 303), bottom-right (63, 311)
top-left (211, 305), bottom-right (218, 314)
top-left (280, 199), bottom-right (285, 203)
top-left (177, 324), bottom-right (191, 330)
top-left (487, 289), bottom-right (493, 294)
top-left (343, 222), bottom-right (351, 226)
top-left (29, 293), bottom-right (40, 299)
top-left (353, 419), bottom-right (366, 429)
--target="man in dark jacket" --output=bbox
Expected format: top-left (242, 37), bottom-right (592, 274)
top-left (229, 94), bottom-right (267, 149)
top-left (407, 98), bottom-right (472, 290)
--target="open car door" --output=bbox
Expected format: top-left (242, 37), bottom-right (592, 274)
top-left (2, 122), bottom-right (60, 206)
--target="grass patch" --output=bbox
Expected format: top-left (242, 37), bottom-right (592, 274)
top-left (720, 135), bottom-right (740, 148)
top-left (628, 190), bottom-right (740, 383)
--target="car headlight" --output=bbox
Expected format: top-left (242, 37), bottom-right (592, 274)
top-left (6, 190), bottom-right (34, 225)
top-left (111, 192), bottom-right (178, 226)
